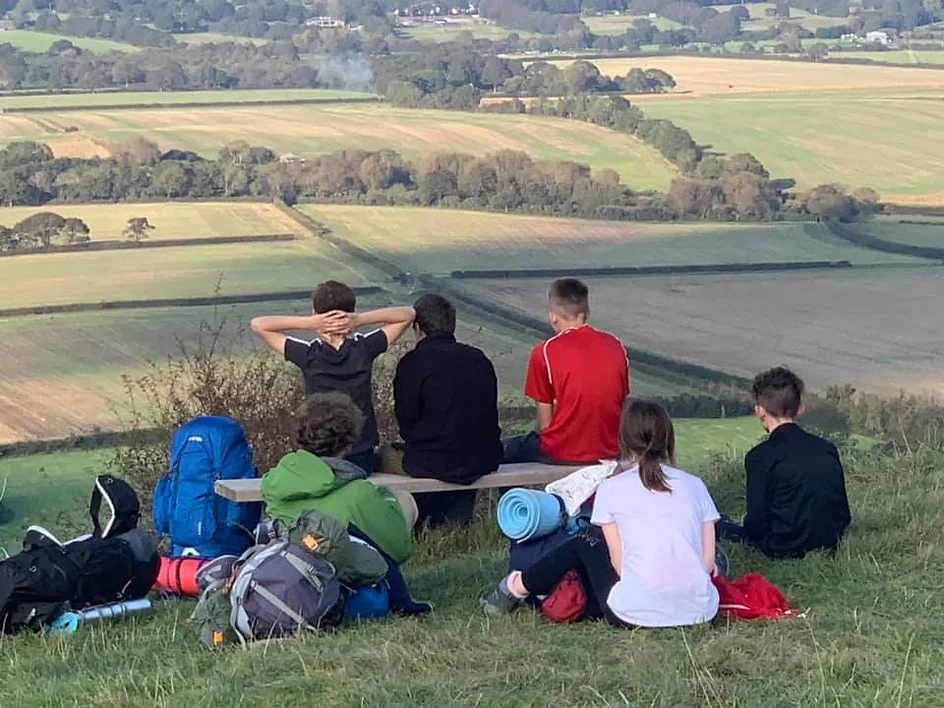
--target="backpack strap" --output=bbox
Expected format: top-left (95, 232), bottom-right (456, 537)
top-left (90, 475), bottom-right (141, 539)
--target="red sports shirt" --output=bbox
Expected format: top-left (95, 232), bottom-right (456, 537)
top-left (525, 325), bottom-right (630, 463)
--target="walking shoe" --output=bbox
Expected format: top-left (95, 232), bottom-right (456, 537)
top-left (480, 578), bottom-right (523, 617)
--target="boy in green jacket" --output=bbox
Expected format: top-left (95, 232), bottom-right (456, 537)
top-left (262, 392), bottom-right (415, 565)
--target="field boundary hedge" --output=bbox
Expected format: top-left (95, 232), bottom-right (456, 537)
top-left (279, 204), bottom-right (409, 282)
top-left (0, 96), bottom-right (382, 114)
top-left (0, 233), bottom-right (295, 258)
top-left (826, 219), bottom-right (944, 261)
top-left (449, 260), bottom-right (854, 280)
top-left (0, 286), bottom-right (386, 319)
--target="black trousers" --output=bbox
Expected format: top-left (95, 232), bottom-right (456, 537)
top-left (521, 531), bottom-right (630, 627)
top-left (502, 431), bottom-right (581, 465)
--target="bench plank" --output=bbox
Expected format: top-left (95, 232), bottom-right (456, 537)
top-left (214, 462), bottom-right (583, 503)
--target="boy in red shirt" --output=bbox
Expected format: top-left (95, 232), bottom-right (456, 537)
top-left (503, 278), bottom-right (630, 465)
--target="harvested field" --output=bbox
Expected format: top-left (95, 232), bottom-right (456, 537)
top-left (297, 204), bottom-right (923, 272)
top-left (460, 267), bottom-right (944, 395)
top-left (0, 202), bottom-right (303, 242)
top-left (0, 293), bottom-right (696, 442)
top-left (830, 50), bottom-right (944, 65)
top-left (0, 89), bottom-right (376, 112)
top-left (546, 56), bottom-right (944, 94)
top-left (0, 104), bottom-right (677, 191)
top-left (638, 89), bottom-right (944, 200)
top-left (45, 134), bottom-right (111, 158)
top-left (0, 238), bottom-right (376, 310)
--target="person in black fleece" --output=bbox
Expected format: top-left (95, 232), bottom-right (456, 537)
top-left (387, 294), bottom-right (502, 527)
top-left (718, 367), bottom-right (851, 559)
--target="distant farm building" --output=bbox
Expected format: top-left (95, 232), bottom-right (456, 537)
top-left (279, 153), bottom-right (305, 164)
top-left (305, 16), bottom-right (345, 28)
top-left (865, 30), bottom-right (890, 44)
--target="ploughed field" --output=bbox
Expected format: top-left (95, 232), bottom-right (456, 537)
top-left (0, 103), bottom-right (677, 192)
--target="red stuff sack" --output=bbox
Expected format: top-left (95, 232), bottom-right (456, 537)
top-left (712, 572), bottom-right (801, 620)
top-left (540, 569), bottom-right (587, 624)
top-left (153, 556), bottom-right (208, 597)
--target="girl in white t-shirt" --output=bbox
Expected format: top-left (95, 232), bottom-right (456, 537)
top-left (483, 400), bottom-right (721, 628)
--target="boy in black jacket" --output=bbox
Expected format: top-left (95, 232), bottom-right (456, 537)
top-left (719, 367), bottom-right (851, 559)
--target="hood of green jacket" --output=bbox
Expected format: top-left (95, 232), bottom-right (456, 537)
top-left (261, 450), bottom-right (343, 504)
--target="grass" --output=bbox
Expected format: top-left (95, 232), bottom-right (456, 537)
top-left (297, 204), bottom-right (924, 272)
top-left (854, 217), bottom-right (944, 247)
top-left (0, 237), bottom-right (377, 310)
top-left (0, 104), bottom-right (677, 191)
top-left (172, 32), bottom-right (267, 46)
top-left (0, 29), bottom-right (139, 53)
top-left (830, 49), bottom-right (944, 65)
top-left (1, 438), bottom-right (942, 706)
top-left (397, 20), bottom-right (538, 42)
top-left (0, 202), bottom-right (304, 241)
top-left (547, 56), bottom-right (944, 94)
top-left (637, 89), bottom-right (944, 201)
top-left (0, 88), bottom-right (376, 112)
top-left (581, 14), bottom-right (683, 34)
top-left (460, 266), bottom-right (944, 396)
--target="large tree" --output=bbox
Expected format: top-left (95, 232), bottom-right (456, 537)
top-left (124, 217), bottom-right (156, 242)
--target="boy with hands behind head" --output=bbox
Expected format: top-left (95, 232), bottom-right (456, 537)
top-left (251, 280), bottom-right (415, 474)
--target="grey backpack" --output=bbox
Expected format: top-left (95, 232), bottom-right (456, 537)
top-left (228, 542), bottom-right (344, 645)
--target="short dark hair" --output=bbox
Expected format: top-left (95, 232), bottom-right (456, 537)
top-left (548, 278), bottom-right (589, 318)
top-left (296, 392), bottom-right (364, 457)
top-left (752, 367), bottom-right (804, 419)
top-left (414, 293), bottom-right (456, 336)
top-left (312, 280), bottom-right (356, 314)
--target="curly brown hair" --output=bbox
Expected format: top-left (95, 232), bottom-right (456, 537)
top-left (296, 392), bottom-right (364, 457)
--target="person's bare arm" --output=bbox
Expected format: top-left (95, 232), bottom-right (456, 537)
top-left (250, 312), bottom-right (349, 355)
top-left (536, 402), bottom-right (553, 431)
top-left (702, 521), bottom-right (717, 576)
top-left (600, 522), bottom-right (622, 577)
top-left (349, 306), bottom-right (416, 346)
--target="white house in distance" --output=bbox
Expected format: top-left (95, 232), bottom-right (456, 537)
top-left (865, 30), bottom-right (890, 44)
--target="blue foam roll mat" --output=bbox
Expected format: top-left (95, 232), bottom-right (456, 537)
top-left (497, 488), bottom-right (564, 542)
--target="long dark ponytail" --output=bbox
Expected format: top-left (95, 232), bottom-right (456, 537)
top-left (619, 399), bottom-right (676, 493)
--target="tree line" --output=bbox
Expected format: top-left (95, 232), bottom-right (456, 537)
top-left (0, 138), bottom-right (872, 224)
top-left (0, 211), bottom-right (90, 253)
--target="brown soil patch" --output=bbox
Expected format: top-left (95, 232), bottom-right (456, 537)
top-left (48, 135), bottom-right (111, 159)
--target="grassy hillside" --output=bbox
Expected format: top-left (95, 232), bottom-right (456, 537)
top-left (0, 29), bottom-right (139, 53)
top-left (0, 104), bottom-right (678, 191)
top-left (299, 204), bottom-right (924, 273)
top-left (638, 89), bottom-right (944, 201)
top-left (830, 50), bottom-right (944, 65)
top-left (459, 266), bottom-right (944, 396)
top-left (0, 202), bottom-right (303, 241)
top-left (551, 56), bottom-right (944, 95)
top-left (172, 32), bottom-right (268, 46)
top-left (855, 217), bottom-right (944, 247)
top-left (1, 441), bottom-right (941, 707)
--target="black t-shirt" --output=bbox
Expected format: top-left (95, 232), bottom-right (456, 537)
top-left (284, 330), bottom-right (388, 455)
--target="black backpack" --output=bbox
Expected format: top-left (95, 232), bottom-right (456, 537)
top-left (0, 476), bottom-right (158, 635)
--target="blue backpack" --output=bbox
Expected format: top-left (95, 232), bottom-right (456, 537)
top-left (153, 416), bottom-right (261, 558)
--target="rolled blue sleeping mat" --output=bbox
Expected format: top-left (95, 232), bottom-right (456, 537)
top-left (497, 488), bottom-right (564, 542)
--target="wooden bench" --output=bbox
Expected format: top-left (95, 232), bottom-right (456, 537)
top-left (214, 462), bottom-right (583, 503)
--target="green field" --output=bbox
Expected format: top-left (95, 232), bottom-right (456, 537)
top-left (854, 217), bottom-right (944, 247)
top-left (0, 29), bottom-right (139, 53)
top-left (638, 89), bottom-right (944, 202)
top-left (298, 204), bottom-right (923, 272)
top-left (397, 20), bottom-right (538, 42)
top-left (0, 88), bottom-right (376, 112)
top-left (0, 104), bottom-right (677, 191)
top-left (582, 13), bottom-right (683, 34)
top-left (0, 202), bottom-right (303, 241)
top-left (460, 267), bottom-right (944, 396)
top-left (830, 50), bottom-right (944, 65)
top-left (172, 32), bottom-right (268, 46)
top-left (1, 440), bottom-right (942, 706)
top-left (0, 237), bottom-right (376, 310)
